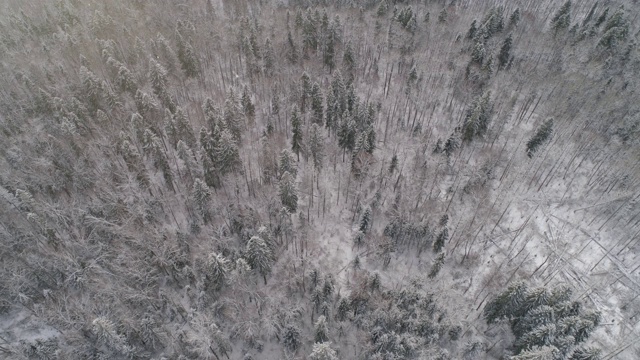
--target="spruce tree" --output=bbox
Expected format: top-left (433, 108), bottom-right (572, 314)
top-left (173, 107), bottom-right (196, 149)
top-left (342, 41), bottom-right (356, 80)
top-left (223, 90), bottom-right (243, 142)
top-left (214, 129), bottom-right (242, 176)
top-left (509, 346), bottom-right (559, 360)
top-left (314, 315), bottom-right (329, 343)
top-left (471, 41), bottom-right (486, 64)
top-left (176, 32), bottom-right (199, 77)
top-left (286, 29), bottom-right (298, 64)
top-left (498, 35), bottom-right (513, 69)
top-left (551, 1), bottom-right (572, 33)
top-left (468, 20), bottom-right (478, 39)
top-left (283, 325), bottom-right (301, 351)
top-left (177, 139), bottom-right (198, 178)
top-left (191, 178), bottom-right (212, 222)
top-left (302, 10), bottom-right (318, 56)
top-left (443, 134), bottom-right (460, 157)
top-left (309, 342), bottom-right (338, 360)
top-left (309, 123), bottom-right (324, 170)
top-left (205, 252), bottom-right (229, 292)
top-left (300, 72), bottom-right (312, 112)
top-left (201, 147), bottom-right (219, 188)
top-left (310, 82), bottom-right (324, 124)
top-left (279, 149), bottom-right (297, 178)
top-left (149, 58), bottom-right (168, 98)
top-left (279, 171), bottom-right (298, 212)
top-left (323, 30), bottom-right (336, 71)
top-left (428, 253), bottom-right (445, 279)
top-left (119, 138), bottom-right (149, 187)
top-left (510, 8), bottom-right (521, 27)
top-left (359, 206), bottom-right (372, 233)
top-left (462, 91), bottom-right (492, 143)
top-left (433, 227), bottom-right (448, 253)
top-left (389, 154), bottom-right (398, 173)
top-left (291, 106), bottom-right (303, 160)
top-left (245, 236), bottom-right (274, 285)
top-left (117, 65), bottom-right (137, 94)
top-left (241, 86), bottom-right (255, 120)
top-left (263, 38), bottom-right (275, 76)
top-left (570, 347), bottom-right (601, 360)
top-left (526, 119), bottom-right (553, 158)
top-left (136, 91), bottom-right (157, 117)
top-left (143, 129), bottom-right (174, 191)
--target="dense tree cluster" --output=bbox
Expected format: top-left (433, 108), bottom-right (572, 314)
top-left (485, 282), bottom-right (602, 359)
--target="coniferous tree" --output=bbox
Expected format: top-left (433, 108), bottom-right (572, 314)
top-left (337, 117), bottom-right (356, 159)
top-left (117, 65), bottom-right (137, 94)
top-left (510, 8), bottom-right (521, 27)
top-left (302, 10), bottom-right (318, 56)
top-left (204, 252), bottom-right (229, 292)
top-left (143, 129), bottom-right (174, 191)
top-left (283, 325), bottom-right (301, 351)
top-left (336, 298), bottom-right (350, 321)
top-left (433, 227), bottom-right (448, 253)
top-left (551, 1), bottom-right (572, 33)
top-left (271, 92), bottom-right (280, 117)
top-left (279, 149), bottom-right (297, 178)
top-left (598, 9), bottom-right (629, 49)
top-left (92, 317), bottom-right (134, 357)
top-left (79, 66), bottom-right (102, 110)
top-left (510, 346), bottom-right (559, 360)
top-left (570, 347), bottom-right (602, 360)
top-left (443, 134), bottom-right (460, 157)
top-left (428, 253), bottom-right (445, 278)
top-left (462, 91), bottom-right (492, 143)
top-left (291, 106), bottom-right (303, 160)
top-left (263, 37), bottom-right (275, 76)
top-left (498, 34), bottom-right (513, 69)
top-left (119, 138), bottom-right (149, 187)
top-left (359, 206), bottom-right (372, 233)
top-left (241, 86), bottom-right (255, 120)
top-left (134, 90), bottom-right (158, 117)
top-left (323, 28), bottom-right (336, 71)
top-left (389, 154), bottom-right (398, 173)
top-left (526, 119), bottom-right (553, 158)
top-left (223, 90), bottom-right (243, 142)
top-left (309, 123), bottom-right (324, 170)
top-left (279, 171), bottom-right (298, 212)
top-left (245, 236), bottom-right (274, 284)
top-left (201, 147), bottom-right (219, 188)
top-left (191, 178), bottom-right (211, 222)
top-left (310, 82), bottom-right (324, 124)
top-left (309, 342), bottom-right (338, 360)
top-left (471, 41), bottom-right (486, 64)
top-left (149, 58), bottom-right (168, 98)
top-left (438, 8), bottom-right (448, 23)
top-left (214, 129), bottom-right (242, 176)
top-left (176, 32), bottom-right (199, 77)
top-left (343, 41), bottom-right (356, 80)
top-left (286, 29), bottom-right (298, 64)
top-left (177, 139), bottom-right (198, 178)
top-left (595, 9), bottom-right (609, 28)
top-left (468, 20), bottom-right (478, 39)
top-left (173, 107), bottom-right (196, 148)
top-left (299, 72), bottom-right (312, 110)
top-left (484, 281), bottom-right (528, 324)
top-left (314, 315), bottom-right (329, 343)
top-left (353, 230), bottom-right (365, 247)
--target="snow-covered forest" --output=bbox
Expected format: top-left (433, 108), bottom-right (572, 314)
top-left (0, 0), bottom-right (639, 359)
